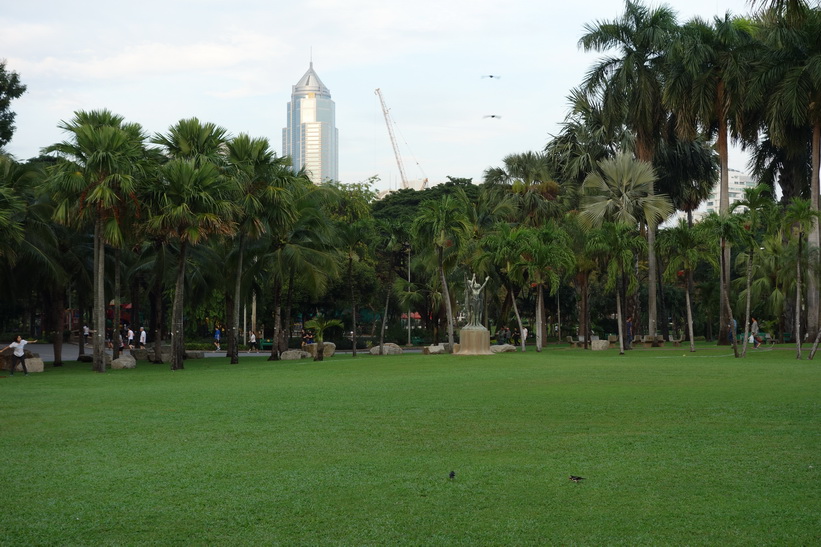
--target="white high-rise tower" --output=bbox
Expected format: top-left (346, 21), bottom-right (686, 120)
top-left (282, 63), bottom-right (338, 183)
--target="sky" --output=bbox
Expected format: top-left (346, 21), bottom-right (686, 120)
top-left (2, 0), bottom-right (755, 193)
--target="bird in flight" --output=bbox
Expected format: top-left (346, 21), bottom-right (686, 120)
top-left (482, 75), bottom-right (501, 79)
top-left (449, 471), bottom-right (456, 480)
top-left (569, 475), bottom-right (585, 483)
top-left (483, 115), bottom-right (501, 119)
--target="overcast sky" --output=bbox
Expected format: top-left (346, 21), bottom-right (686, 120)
top-left (3, 0), bottom-right (754, 192)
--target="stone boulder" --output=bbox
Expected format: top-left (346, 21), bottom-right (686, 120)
top-left (304, 342), bottom-right (336, 358)
top-left (184, 350), bottom-right (205, 359)
top-left (111, 354), bottom-right (137, 370)
top-left (490, 344), bottom-right (517, 353)
top-left (425, 344), bottom-right (447, 355)
top-left (281, 349), bottom-right (311, 360)
top-left (369, 343), bottom-right (403, 355)
top-left (1, 353), bottom-right (45, 373)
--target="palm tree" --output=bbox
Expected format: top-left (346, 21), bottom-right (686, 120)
top-left (411, 193), bottom-right (472, 352)
top-left (730, 184), bottom-right (777, 356)
top-left (224, 134), bottom-right (290, 364)
top-left (588, 223), bottom-right (646, 354)
top-left (304, 316), bottom-right (343, 362)
top-left (580, 152), bottom-right (673, 229)
top-left (144, 159), bottom-right (237, 369)
top-left (483, 151), bottom-right (561, 224)
top-left (664, 13), bottom-right (757, 345)
top-left (45, 109), bottom-right (147, 372)
top-left (783, 197), bottom-right (821, 358)
top-left (521, 222), bottom-right (575, 351)
top-left (757, 7), bottom-right (821, 341)
top-left (658, 219), bottom-right (716, 352)
top-left (579, 0), bottom-right (678, 341)
top-left (702, 211), bottom-right (746, 357)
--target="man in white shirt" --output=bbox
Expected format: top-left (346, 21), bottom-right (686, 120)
top-left (139, 327), bottom-right (147, 349)
top-left (127, 328), bottom-right (135, 349)
top-left (2, 335), bottom-right (37, 376)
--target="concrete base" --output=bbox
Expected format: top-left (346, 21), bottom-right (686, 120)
top-left (456, 327), bottom-right (493, 355)
top-left (591, 340), bottom-right (609, 351)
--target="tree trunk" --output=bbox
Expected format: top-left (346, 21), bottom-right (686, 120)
top-left (686, 271), bottom-right (695, 353)
top-left (717, 112), bottom-right (731, 346)
top-left (509, 285), bottom-right (525, 353)
top-left (806, 122), bottom-right (820, 342)
top-left (720, 240), bottom-right (739, 358)
top-left (616, 281), bottom-right (625, 355)
top-left (741, 253), bottom-right (753, 358)
top-left (229, 235), bottom-right (244, 364)
top-left (535, 284), bottom-right (543, 352)
top-left (438, 248), bottom-right (455, 352)
top-left (113, 248), bottom-right (122, 360)
top-left (268, 283), bottom-right (282, 361)
top-left (378, 283), bottom-right (390, 355)
top-left (170, 242), bottom-right (188, 370)
top-left (796, 237), bottom-right (803, 359)
top-left (93, 218), bottom-right (106, 373)
top-left (349, 258), bottom-right (357, 357)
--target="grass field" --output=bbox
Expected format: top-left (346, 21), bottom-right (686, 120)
top-left (1, 346), bottom-right (819, 545)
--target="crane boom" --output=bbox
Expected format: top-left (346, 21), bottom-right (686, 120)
top-left (374, 88), bottom-right (409, 189)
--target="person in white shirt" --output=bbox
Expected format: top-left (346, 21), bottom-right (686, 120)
top-left (139, 327), bottom-right (147, 348)
top-left (2, 335), bottom-right (37, 376)
top-left (248, 331), bottom-right (258, 353)
top-left (127, 328), bottom-right (135, 349)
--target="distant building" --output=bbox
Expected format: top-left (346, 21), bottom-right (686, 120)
top-left (282, 63), bottom-right (338, 183)
top-left (662, 168), bottom-right (757, 227)
top-left (693, 168), bottom-right (757, 221)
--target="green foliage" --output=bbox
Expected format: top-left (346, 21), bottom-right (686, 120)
top-left (0, 61), bottom-right (26, 148)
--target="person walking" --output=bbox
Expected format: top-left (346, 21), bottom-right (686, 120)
top-left (2, 335), bottom-right (38, 376)
top-left (751, 317), bottom-right (762, 349)
top-left (248, 331), bottom-right (258, 353)
top-left (214, 326), bottom-right (221, 351)
top-left (139, 327), bottom-right (147, 349)
top-left (127, 327), bottom-right (135, 350)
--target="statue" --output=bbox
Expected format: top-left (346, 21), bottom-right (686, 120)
top-left (465, 274), bottom-right (490, 327)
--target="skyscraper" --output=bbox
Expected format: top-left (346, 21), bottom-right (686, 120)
top-left (282, 63), bottom-right (339, 183)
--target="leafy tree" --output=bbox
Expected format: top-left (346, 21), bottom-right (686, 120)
top-left (145, 159), bottom-right (237, 369)
top-left (783, 197), bottom-right (821, 358)
top-left (664, 13), bottom-right (757, 344)
top-left (46, 109), bottom-right (148, 372)
top-left (304, 315), bottom-right (343, 361)
top-left (659, 219), bottom-right (716, 352)
top-left (0, 61), bottom-right (26, 149)
top-left (588, 223), bottom-right (646, 354)
top-left (411, 193), bottom-right (471, 351)
top-left (579, 1), bottom-right (679, 340)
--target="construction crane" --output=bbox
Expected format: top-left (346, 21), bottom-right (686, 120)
top-left (374, 88), bottom-right (410, 190)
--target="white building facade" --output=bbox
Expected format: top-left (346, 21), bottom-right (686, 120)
top-left (282, 63), bottom-right (339, 183)
top-left (695, 168), bottom-right (757, 220)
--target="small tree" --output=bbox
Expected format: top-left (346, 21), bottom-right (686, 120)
top-left (304, 316), bottom-right (343, 362)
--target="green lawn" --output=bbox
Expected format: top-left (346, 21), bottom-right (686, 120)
top-left (1, 346), bottom-right (819, 545)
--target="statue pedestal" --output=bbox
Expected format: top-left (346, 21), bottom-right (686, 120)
top-left (456, 326), bottom-right (493, 355)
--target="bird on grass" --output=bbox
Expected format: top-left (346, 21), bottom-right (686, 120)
top-left (449, 471), bottom-right (456, 480)
top-left (569, 475), bottom-right (585, 483)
